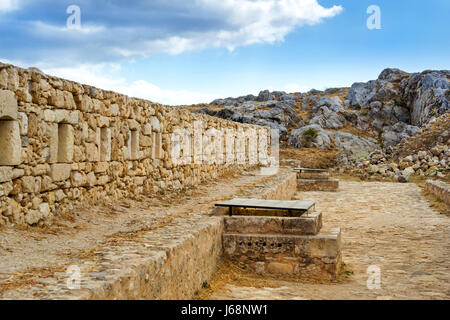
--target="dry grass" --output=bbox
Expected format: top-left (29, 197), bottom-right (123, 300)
top-left (194, 260), bottom-right (282, 300)
top-left (280, 147), bottom-right (340, 169)
top-left (396, 113), bottom-right (449, 159)
top-left (194, 259), bottom-right (352, 300)
top-left (326, 124), bottom-right (377, 140)
top-left (0, 265), bottom-right (68, 296)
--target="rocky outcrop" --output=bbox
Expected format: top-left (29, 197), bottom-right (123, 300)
top-left (346, 114), bottom-right (449, 181)
top-left (347, 68), bottom-right (449, 127)
top-left (195, 98), bottom-right (300, 137)
top-left (287, 125), bottom-right (379, 156)
top-left (193, 68), bottom-right (448, 161)
top-left (403, 70), bottom-right (449, 126)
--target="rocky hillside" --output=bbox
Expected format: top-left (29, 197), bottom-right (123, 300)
top-left (349, 113), bottom-right (449, 182)
top-left (187, 68), bottom-right (449, 169)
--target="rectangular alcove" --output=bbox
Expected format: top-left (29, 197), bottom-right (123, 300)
top-left (100, 127), bottom-right (111, 161)
top-left (130, 130), bottom-right (139, 160)
top-left (0, 120), bottom-right (21, 166)
top-left (57, 124), bottom-right (74, 163)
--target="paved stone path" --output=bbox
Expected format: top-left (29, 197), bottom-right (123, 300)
top-left (210, 181), bottom-right (450, 300)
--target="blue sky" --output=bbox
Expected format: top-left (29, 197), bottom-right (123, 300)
top-left (0, 0), bottom-right (449, 105)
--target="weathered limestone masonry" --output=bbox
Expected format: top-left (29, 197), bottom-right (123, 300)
top-left (425, 180), bottom-right (450, 208)
top-left (242, 171), bottom-right (297, 201)
top-left (0, 63), bottom-right (271, 226)
top-left (0, 169), bottom-right (297, 300)
top-left (222, 208), bottom-right (342, 281)
top-left (220, 171), bottom-right (342, 281)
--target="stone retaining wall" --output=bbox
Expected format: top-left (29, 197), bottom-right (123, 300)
top-left (1, 170), bottom-right (297, 300)
top-left (1, 215), bottom-right (224, 300)
top-left (425, 180), bottom-right (450, 207)
top-left (243, 171), bottom-right (297, 201)
top-left (0, 63), bottom-right (272, 226)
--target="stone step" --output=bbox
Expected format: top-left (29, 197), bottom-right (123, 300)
top-left (224, 211), bottom-right (322, 235)
top-left (223, 228), bottom-right (342, 281)
top-left (297, 179), bottom-right (339, 192)
top-left (297, 171), bottom-right (330, 180)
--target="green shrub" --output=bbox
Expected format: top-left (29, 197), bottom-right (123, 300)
top-left (301, 128), bottom-right (318, 147)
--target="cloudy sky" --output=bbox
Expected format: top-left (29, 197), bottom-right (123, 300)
top-left (0, 0), bottom-right (449, 105)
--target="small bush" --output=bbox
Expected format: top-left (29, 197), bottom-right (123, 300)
top-left (301, 128), bottom-right (318, 147)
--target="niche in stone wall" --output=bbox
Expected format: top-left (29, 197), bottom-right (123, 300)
top-left (152, 132), bottom-right (163, 160)
top-left (130, 130), bottom-right (139, 160)
top-left (100, 127), bottom-right (111, 161)
top-left (0, 120), bottom-right (21, 166)
top-left (57, 123), bottom-right (74, 163)
top-left (0, 89), bottom-right (21, 166)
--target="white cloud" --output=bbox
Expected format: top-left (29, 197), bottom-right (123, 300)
top-left (42, 64), bottom-right (217, 106)
top-left (1, 58), bottom-right (218, 105)
top-left (132, 0), bottom-right (343, 56)
top-left (8, 0), bottom-right (342, 64)
top-left (0, 0), bottom-right (20, 12)
top-left (31, 21), bottom-right (106, 35)
top-left (117, 80), bottom-right (218, 106)
top-left (283, 83), bottom-right (312, 93)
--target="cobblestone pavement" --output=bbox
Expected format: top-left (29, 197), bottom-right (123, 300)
top-left (210, 181), bottom-right (450, 300)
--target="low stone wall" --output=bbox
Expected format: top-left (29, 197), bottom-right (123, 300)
top-left (0, 63), bottom-right (272, 226)
top-left (245, 171), bottom-right (297, 201)
top-left (1, 215), bottom-right (224, 300)
top-left (297, 179), bottom-right (339, 192)
top-left (425, 180), bottom-right (450, 207)
top-left (1, 170), bottom-right (299, 300)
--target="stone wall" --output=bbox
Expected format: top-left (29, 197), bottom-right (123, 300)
top-left (0, 63), bottom-right (272, 226)
top-left (0, 169), bottom-right (296, 299)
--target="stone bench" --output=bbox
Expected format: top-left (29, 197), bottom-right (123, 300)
top-left (215, 198), bottom-right (315, 217)
top-left (224, 211), bottom-right (323, 236)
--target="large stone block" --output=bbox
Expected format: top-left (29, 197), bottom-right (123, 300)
top-left (50, 163), bottom-right (71, 182)
top-left (297, 179), bottom-right (339, 192)
top-left (223, 228), bottom-right (342, 281)
top-left (297, 171), bottom-right (330, 180)
top-left (224, 212), bottom-right (322, 236)
top-left (0, 89), bottom-right (18, 120)
top-left (0, 120), bottom-right (21, 165)
top-left (54, 109), bottom-right (79, 125)
top-left (0, 166), bottom-right (12, 183)
top-left (18, 112), bottom-right (28, 135)
top-left (21, 176), bottom-right (41, 193)
top-left (150, 116), bottom-right (161, 132)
